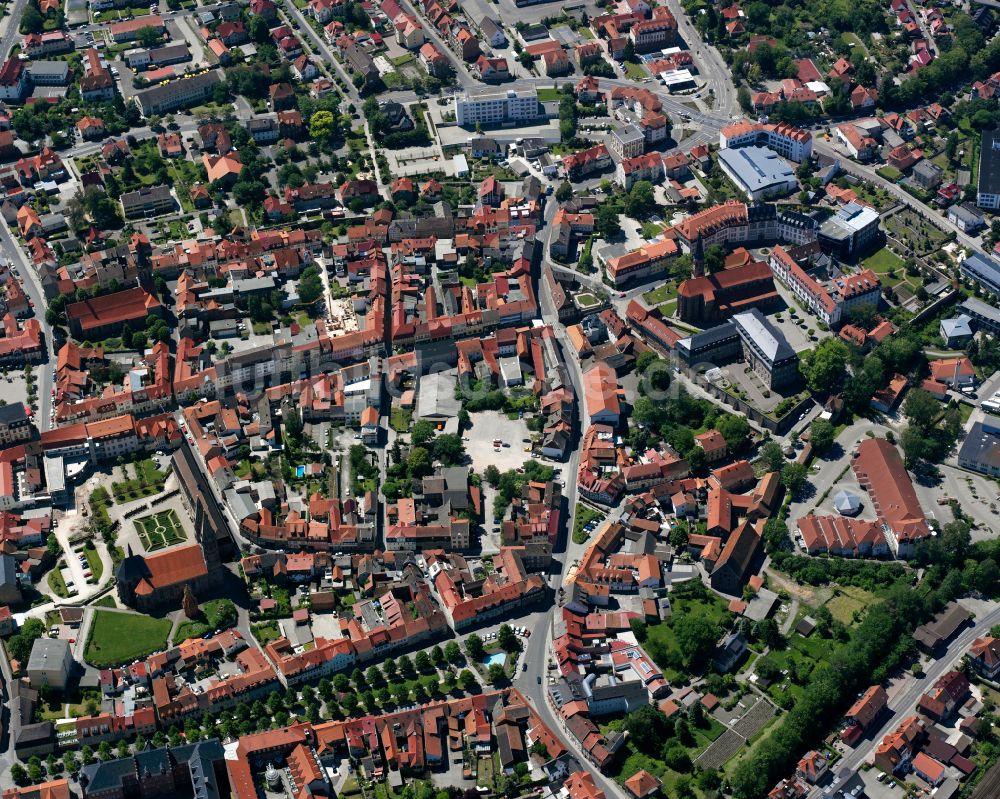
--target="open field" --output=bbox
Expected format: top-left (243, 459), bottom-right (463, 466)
top-left (85, 611), bottom-right (171, 667)
top-left (823, 586), bottom-right (876, 625)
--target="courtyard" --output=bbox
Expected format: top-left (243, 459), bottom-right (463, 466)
top-left (134, 509), bottom-right (187, 553)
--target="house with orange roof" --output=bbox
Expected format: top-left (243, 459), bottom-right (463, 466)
top-left (625, 770), bottom-right (660, 798)
top-left (203, 152), bottom-right (243, 186)
top-left (796, 751), bottom-right (828, 784)
top-left (694, 430), bottom-right (727, 462)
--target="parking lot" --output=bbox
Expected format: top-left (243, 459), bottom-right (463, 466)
top-left (463, 412), bottom-right (533, 474)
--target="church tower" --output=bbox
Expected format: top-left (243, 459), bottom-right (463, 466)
top-left (692, 233), bottom-right (705, 278)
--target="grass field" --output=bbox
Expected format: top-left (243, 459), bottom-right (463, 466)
top-left (47, 567), bottom-right (68, 598)
top-left (536, 88), bottom-right (562, 102)
top-left (93, 595), bottom-right (117, 609)
top-left (613, 715), bottom-right (726, 796)
top-left (85, 611), bottom-right (171, 667)
top-left (174, 599), bottom-right (237, 642)
top-left (823, 586), bottom-right (875, 625)
top-left (624, 60), bottom-right (647, 80)
top-left (135, 509), bottom-right (186, 552)
top-left (644, 282), bottom-right (677, 306)
top-left (251, 620), bottom-right (281, 644)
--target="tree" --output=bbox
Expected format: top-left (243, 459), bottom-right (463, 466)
top-left (809, 418), bottom-right (835, 453)
top-left (717, 414), bottom-right (751, 453)
top-left (903, 388), bottom-right (939, 432)
top-left (136, 25), bottom-right (162, 48)
top-left (555, 180), bottom-right (573, 202)
top-left (297, 266), bottom-right (323, 306)
top-left (81, 746), bottom-right (94, 766)
top-left (737, 85), bottom-right (752, 112)
top-left (406, 446), bottom-right (432, 477)
top-left (434, 433), bottom-right (464, 465)
top-left (624, 705), bottom-right (670, 756)
top-left (674, 615), bottom-right (720, 671)
top-left (484, 465), bottom-right (501, 486)
top-left (10, 764), bottom-right (26, 785)
top-left (248, 14), bottom-right (270, 42)
top-left (625, 181), bottom-right (656, 219)
top-left (497, 624), bottom-right (519, 652)
top-left (459, 669), bottom-right (477, 691)
top-left (309, 110), bottom-right (336, 142)
top-left (703, 244), bottom-right (726, 274)
top-left (760, 441), bottom-right (785, 472)
top-left (19, 5), bottom-right (43, 34)
top-left (411, 419), bottom-right (435, 445)
top-left (415, 650), bottom-right (433, 673)
top-left (445, 641), bottom-right (463, 664)
top-left (799, 337), bottom-right (849, 394)
top-left (781, 462), bottom-right (808, 498)
top-left (283, 407), bottom-right (303, 442)
top-left (487, 663), bottom-right (505, 684)
top-left (595, 203), bottom-right (621, 239)
top-left (431, 645), bottom-right (445, 668)
top-left (465, 634), bottom-right (485, 661)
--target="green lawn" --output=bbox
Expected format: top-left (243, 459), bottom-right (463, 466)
top-left (134, 509), bottom-right (186, 552)
top-left (536, 88), bottom-right (562, 102)
top-left (93, 595), bottom-right (117, 609)
top-left (251, 620), bottom-right (280, 644)
top-left (390, 407), bottom-right (413, 433)
top-left (175, 599), bottom-right (238, 642)
top-left (573, 504), bottom-right (603, 544)
top-left (643, 283), bottom-right (677, 306)
top-left (863, 248), bottom-right (906, 287)
top-left (83, 543), bottom-right (102, 583)
top-left (823, 586), bottom-right (875, 625)
top-left (47, 567), bottom-right (68, 599)
top-left (875, 165), bottom-right (901, 182)
top-left (85, 611), bottom-right (171, 667)
top-left (658, 300), bottom-right (678, 318)
top-left (624, 60), bottom-right (648, 80)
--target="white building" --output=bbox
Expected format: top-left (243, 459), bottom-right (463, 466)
top-left (454, 88), bottom-right (539, 128)
top-left (719, 120), bottom-right (813, 162)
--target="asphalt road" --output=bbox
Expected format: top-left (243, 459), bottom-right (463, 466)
top-left (0, 0), bottom-right (28, 62)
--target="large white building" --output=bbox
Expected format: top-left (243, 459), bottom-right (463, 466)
top-left (455, 89), bottom-right (540, 128)
top-left (719, 120), bottom-right (813, 162)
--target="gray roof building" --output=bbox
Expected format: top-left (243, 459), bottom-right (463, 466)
top-left (961, 252), bottom-right (1000, 297)
top-left (732, 308), bottom-right (795, 366)
top-left (26, 637), bottom-right (72, 690)
top-left (27, 60), bottom-right (70, 84)
top-left (133, 69), bottom-right (222, 116)
top-left (717, 145), bottom-right (797, 200)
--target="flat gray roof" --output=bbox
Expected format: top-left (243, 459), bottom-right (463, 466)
top-left (718, 146), bottom-right (796, 194)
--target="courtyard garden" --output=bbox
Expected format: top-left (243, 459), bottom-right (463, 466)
top-left (134, 509), bottom-right (186, 552)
